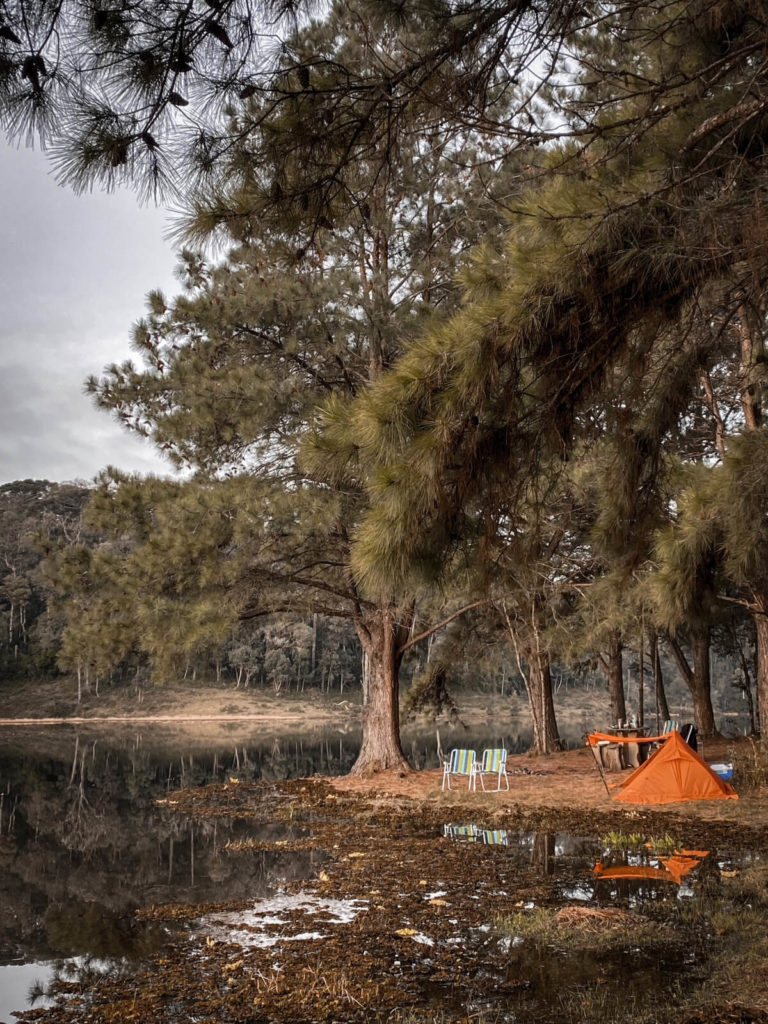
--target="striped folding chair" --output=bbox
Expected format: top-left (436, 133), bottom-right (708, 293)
top-left (481, 828), bottom-right (509, 845)
top-left (477, 748), bottom-right (509, 791)
top-left (443, 823), bottom-right (482, 842)
top-left (441, 749), bottom-right (478, 790)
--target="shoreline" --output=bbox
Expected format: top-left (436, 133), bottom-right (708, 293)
top-left (0, 712), bottom-right (351, 726)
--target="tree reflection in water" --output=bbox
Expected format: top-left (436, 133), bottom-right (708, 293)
top-left (0, 720), bottom-right (575, 999)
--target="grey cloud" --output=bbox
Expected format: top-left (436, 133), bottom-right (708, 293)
top-left (1, 145), bottom-right (184, 484)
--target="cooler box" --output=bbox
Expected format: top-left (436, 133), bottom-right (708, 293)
top-left (709, 762), bottom-right (733, 782)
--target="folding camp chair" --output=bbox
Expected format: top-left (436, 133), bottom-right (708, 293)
top-left (443, 823), bottom-right (482, 842)
top-left (480, 828), bottom-right (509, 845)
top-left (647, 719), bottom-right (680, 755)
top-left (441, 749), bottom-right (478, 790)
top-left (477, 748), bottom-right (509, 791)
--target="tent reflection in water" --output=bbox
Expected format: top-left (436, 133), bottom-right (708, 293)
top-left (594, 850), bottom-right (710, 886)
top-left (588, 729), bottom-right (738, 804)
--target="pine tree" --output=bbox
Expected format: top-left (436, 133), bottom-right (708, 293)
top-left (0, 0), bottom-right (575, 202)
top-left (348, 5), bottom-right (768, 717)
top-left (63, 14), bottom-right (518, 771)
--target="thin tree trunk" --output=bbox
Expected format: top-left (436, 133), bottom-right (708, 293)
top-left (738, 307), bottom-right (762, 430)
top-left (311, 612), bottom-right (318, 680)
top-left (601, 634), bottom-right (626, 725)
top-left (667, 629), bottom-right (717, 736)
top-left (754, 610), bottom-right (768, 737)
top-left (504, 603), bottom-right (561, 754)
top-left (735, 628), bottom-right (757, 735)
top-left (638, 629), bottom-right (644, 728)
top-left (526, 653), bottom-right (560, 754)
top-left (652, 632), bottom-right (670, 726)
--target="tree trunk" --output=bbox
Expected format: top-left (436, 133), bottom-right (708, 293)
top-left (311, 612), bottom-right (318, 680)
top-left (504, 603), bottom-right (560, 754)
top-left (652, 632), bottom-right (670, 726)
top-left (350, 605), bottom-right (413, 775)
top-left (754, 610), bottom-right (768, 737)
top-left (736, 627), bottom-right (757, 735)
top-left (602, 634), bottom-right (626, 725)
top-left (526, 653), bottom-right (560, 754)
top-left (668, 628), bottom-right (717, 736)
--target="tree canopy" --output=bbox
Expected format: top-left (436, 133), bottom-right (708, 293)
top-left (13, 0), bottom-right (768, 754)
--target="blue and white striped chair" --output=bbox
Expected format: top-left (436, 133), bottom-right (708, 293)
top-left (443, 823), bottom-right (482, 842)
top-left (441, 749), bottom-right (478, 790)
top-left (477, 748), bottom-right (509, 791)
top-left (480, 828), bottom-right (509, 845)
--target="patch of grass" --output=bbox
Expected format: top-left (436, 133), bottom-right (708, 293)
top-left (556, 981), bottom-right (681, 1024)
top-left (600, 830), bottom-right (647, 849)
top-left (599, 830), bottom-right (679, 853)
top-left (730, 737), bottom-right (768, 790)
top-left (493, 905), bottom-right (670, 953)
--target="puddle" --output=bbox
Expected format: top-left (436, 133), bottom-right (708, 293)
top-left (197, 891), bottom-right (368, 949)
top-left (0, 956), bottom-right (118, 1024)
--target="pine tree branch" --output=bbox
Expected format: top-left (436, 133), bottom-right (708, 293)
top-left (232, 323), bottom-right (341, 391)
top-left (397, 599), bottom-right (488, 654)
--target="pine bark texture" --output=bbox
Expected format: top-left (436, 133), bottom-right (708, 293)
top-left (605, 634), bottom-right (626, 725)
top-left (753, 612), bottom-right (768, 738)
top-left (653, 634), bottom-right (670, 726)
top-left (668, 630), bottom-right (716, 737)
top-left (350, 607), bottom-right (412, 774)
top-left (525, 650), bottom-right (560, 755)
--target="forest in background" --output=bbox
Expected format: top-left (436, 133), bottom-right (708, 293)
top-left (0, 477), bottom-right (755, 736)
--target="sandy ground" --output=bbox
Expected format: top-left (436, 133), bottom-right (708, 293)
top-left (332, 736), bottom-right (768, 827)
top-left (0, 678), bottom-right (362, 728)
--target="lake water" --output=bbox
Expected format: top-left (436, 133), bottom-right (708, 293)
top-left (0, 718), bottom-right (571, 1022)
top-left (2, 716), bottom-right (749, 1023)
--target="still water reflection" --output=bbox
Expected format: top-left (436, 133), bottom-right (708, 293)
top-left (0, 720), bottom-right (552, 1021)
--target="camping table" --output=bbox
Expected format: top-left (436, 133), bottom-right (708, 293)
top-left (613, 726), bottom-right (648, 769)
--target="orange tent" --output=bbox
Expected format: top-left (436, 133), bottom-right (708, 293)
top-left (612, 730), bottom-right (737, 804)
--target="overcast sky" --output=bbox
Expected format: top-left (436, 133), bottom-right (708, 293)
top-left (0, 144), bottom-right (184, 485)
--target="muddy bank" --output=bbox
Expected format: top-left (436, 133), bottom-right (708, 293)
top-left (13, 766), bottom-right (768, 1024)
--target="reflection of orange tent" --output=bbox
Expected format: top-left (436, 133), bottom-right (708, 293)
top-left (594, 849), bottom-right (708, 885)
top-left (593, 862), bottom-right (677, 883)
top-left (613, 730), bottom-right (737, 804)
top-left (660, 853), bottom-right (707, 884)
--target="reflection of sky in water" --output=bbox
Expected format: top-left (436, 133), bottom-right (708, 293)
top-left (0, 961), bottom-right (54, 1022)
top-left (199, 892), bottom-right (368, 949)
